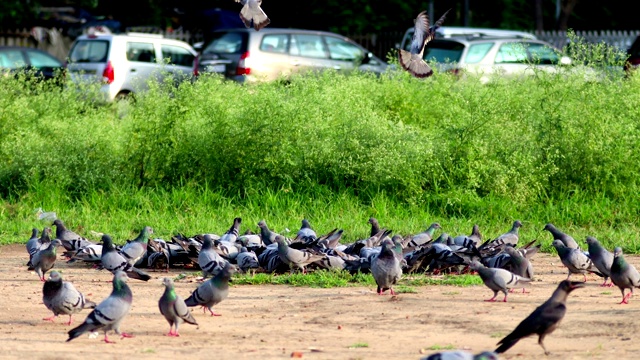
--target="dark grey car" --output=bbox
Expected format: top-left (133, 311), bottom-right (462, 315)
top-left (196, 28), bottom-right (388, 82)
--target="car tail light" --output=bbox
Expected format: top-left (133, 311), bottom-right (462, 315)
top-left (102, 61), bottom-right (114, 84)
top-left (193, 55), bottom-right (199, 76)
top-left (236, 51), bottom-right (250, 76)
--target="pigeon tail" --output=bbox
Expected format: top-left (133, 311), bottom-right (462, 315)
top-left (126, 267), bottom-right (151, 281)
top-left (66, 321), bottom-right (93, 342)
top-left (398, 49), bottom-right (433, 78)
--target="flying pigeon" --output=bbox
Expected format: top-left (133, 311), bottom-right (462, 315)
top-left (470, 261), bottom-right (531, 302)
top-left (31, 239), bottom-right (62, 281)
top-left (185, 261), bottom-right (235, 316)
top-left (421, 350), bottom-right (499, 360)
top-left (235, 0), bottom-right (270, 31)
top-left (371, 239), bottom-right (403, 295)
top-left (100, 235), bottom-right (152, 281)
top-left (398, 9), bottom-right (450, 78)
top-left (67, 271), bottom-right (134, 343)
top-left (495, 280), bottom-right (585, 355)
top-left (610, 247), bottom-right (640, 304)
top-left (552, 240), bottom-right (603, 282)
top-left (543, 223), bottom-right (579, 249)
top-left (585, 236), bottom-right (614, 287)
top-left (42, 271), bottom-right (96, 325)
top-left (159, 277), bottom-right (198, 336)
top-left (120, 226), bottom-right (153, 266)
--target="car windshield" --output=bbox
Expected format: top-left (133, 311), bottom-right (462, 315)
top-left (203, 32), bottom-right (247, 54)
top-left (69, 40), bottom-right (109, 63)
top-left (423, 40), bottom-right (465, 63)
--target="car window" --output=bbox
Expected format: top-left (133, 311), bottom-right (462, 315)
top-left (161, 45), bottom-right (194, 67)
top-left (464, 43), bottom-right (494, 64)
top-left (69, 40), bottom-right (109, 63)
top-left (0, 49), bottom-right (26, 69)
top-left (260, 34), bottom-right (289, 53)
top-left (423, 40), bottom-right (465, 63)
top-left (527, 43), bottom-right (559, 65)
top-left (290, 34), bottom-right (328, 59)
top-left (126, 42), bottom-right (156, 63)
top-left (26, 50), bottom-right (62, 68)
top-left (324, 36), bottom-right (363, 61)
top-left (495, 42), bottom-right (528, 64)
top-left (203, 32), bottom-right (245, 54)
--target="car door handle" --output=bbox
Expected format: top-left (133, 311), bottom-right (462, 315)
top-left (130, 68), bottom-right (137, 72)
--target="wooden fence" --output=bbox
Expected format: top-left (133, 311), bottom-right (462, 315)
top-left (2, 27), bottom-right (639, 63)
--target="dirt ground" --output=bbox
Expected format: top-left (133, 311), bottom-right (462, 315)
top-left (1, 244), bottom-right (640, 360)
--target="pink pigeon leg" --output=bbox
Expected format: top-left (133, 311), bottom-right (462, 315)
top-left (104, 334), bottom-right (116, 344)
top-left (484, 294), bottom-right (498, 302)
top-left (390, 288), bottom-right (396, 296)
top-left (120, 332), bottom-right (134, 338)
top-left (64, 315), bottom-right (73, 326)
top-left (208, 308), bottom-right (222, 316)
top-left (42, 315), bottom-right (56, 322)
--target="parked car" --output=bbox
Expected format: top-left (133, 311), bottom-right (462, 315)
top-left (400, 35), bottom-right (574, 82)
top-left (0, 46), bottom-right (65, 81)
top-left (66, 32), bottom-right (197, 101)
top-left (196, 28), bottom-right (388, 82)
top-left (624, 34), bottom-right (640, 75)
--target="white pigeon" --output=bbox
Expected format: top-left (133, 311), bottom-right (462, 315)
top-left (235, 0), bottom-right (270, 31)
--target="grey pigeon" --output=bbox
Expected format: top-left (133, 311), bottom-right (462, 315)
top-left (368, 217), bottom-right (392, 243)
top-left (235, 0), bottom-right (270, 31)
top-left (120, 226), bottom-right (153, 266)
top-left (296, 219), bottom-right (317, 243)
top-left (199, 234), bottom-right (228, 278)
top-left (42, 271), bottom-right (96, 325)
top-left (552, 240), bottom-right (603, 282)
top-left (27, 227), bottom-right (51, 269)
top-left (371, 239), bottom-right (403, 295)
top-left (100, 235), bottom-right (151, 281)
top-left (470, 261), bottom-right (531, 302)
top-left (543, 223), bottom-right (579, 249)
top-left (452, 224), bottom-right (482, 247)
top-left (159, 277), bottom-right (198, 336)
top-left (235, 247), bottom-right (260, 273)
top-left (503, 246), bottom-right (534, 286)
top-left (53, 219), bottom-right (94, 252)
top-left (421, 350), bottom-right (499, 360)
top-left (495, 280), bottom-right (585, 355)
top-left (219, 217), bottom-right (242, 244)
top-left (257, 219), bottom-right (278, 246)
top-left (67, 271), bottom-right (133, 343)
top-left (275, 235), bottom-right (324, 273)
top-left (185, 261), bottom-right (235, 316)
top-left (398, 9), bottom-right (450, 78)
top-left (66, 243), bottom-right (103, 264)
top-left (610, 247), bottom-right (640, 304)
top-left (487, 220), bottom-right (522, 248)
top-left (32, 239), bottom-right (62, 281)
top-left (585, 236), bottom-right (614, 287)
top-left (407, 222), bottom-right (441, 248)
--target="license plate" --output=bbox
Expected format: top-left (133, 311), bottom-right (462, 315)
top-left (206, 64), bottom-right (226, 73)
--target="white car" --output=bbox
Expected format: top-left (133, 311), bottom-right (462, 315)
top-left (67, 32), bottom-right (197, 101)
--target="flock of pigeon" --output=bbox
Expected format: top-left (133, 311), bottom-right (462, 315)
top-left (22, 214), bottom-right (640, 358)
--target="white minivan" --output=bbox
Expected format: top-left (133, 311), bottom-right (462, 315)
top-left (67, 32), bottom-right (197, 101)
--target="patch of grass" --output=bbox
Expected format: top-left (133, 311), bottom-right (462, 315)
top-left (442, 291), bottom-right (460, 296)
top-left (141, 349), bottom-right (156, 354)
top-left (394, 285), bottom-right (417, 294)
top-left (490, 333), bottom-right (504, 338)
top-left (425, 344), bottom-right (455, 351)
top-left (348, 343), bottom-right (369, 349)
top-left (404, 274), bottom-right (483, 287)
top-left (600, 291), bottom-right (612, 295)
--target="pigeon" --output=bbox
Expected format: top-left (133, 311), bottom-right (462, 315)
top-left (503, 246), bottom-right (534, 286)
top-left (407, 222), bottom-right (442, 248)
top-left (486, 220), bottom-right (522, 248)
top-left (52, 219), bottom-right (94, 252)
top-left (552, 240), bottom-right (603, 282)
top-left (421, 350), bottom-right (499, 360)
top-left (296, 219), bottom-right (317, 243)
top-left (257, 219), bottom-right (278, 246)
top-left (120, 226), bottom-right (153, 266)
top-left (495, 280), bottom-right (585, 355)
top-left (235, 0), bottom-right (270, 31)
top-left (235, 247), bottom-right (260, 273)
top-left (159, 277), bottom-right (198, 337)
top-left (185, 261), bottom-right (235, 316)
top-left (610, 247), bottom-right (640, 304)
top-left (470, 261), bottom-right (531, 302)
top-left (198, 234), bottom-right (228, 278)
top-left (67, 271), bottom-right (133, 343)
top-left (27, 227), bottom-right (51, 268)
top-left (543, 223), bottom-right (579, 249)
top-left (398, 9), bottom-right (450, 78)
top-left (31, 239), bottom-right (62, 281)
top-left (42, 271), bottom-right (96, 325)
top-left (585, 236), bottom-right (614, 287)
top-left (371, 239), bottom-right (403, 295)
top-left (275, 235), bottom-right (324, 273)
top-left (452, 224), bottom-right (482, 247)
top-left (100, 235), bottom-right (151, 281)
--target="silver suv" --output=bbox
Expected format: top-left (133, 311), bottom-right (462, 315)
top-left (67, 32), bottom-right (197, 101)
top-left (196, 28), bottom-right (388, 82)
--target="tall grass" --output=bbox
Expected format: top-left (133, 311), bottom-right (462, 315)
top-left (2, 46), bottom-right (640, 252)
